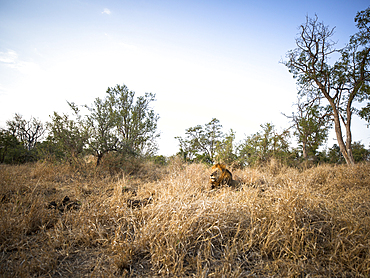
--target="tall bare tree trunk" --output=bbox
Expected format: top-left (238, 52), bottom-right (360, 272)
top-left (332, 109), bottom-right (355, 165)
top-left (345, 104), bottom-right (355, 165)
top-left (302, 139), bottom-right (308, 160)
top-left (316, 82), bottom-right (355, 166)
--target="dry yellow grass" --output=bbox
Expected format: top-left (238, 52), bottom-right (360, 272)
top-left (0, 161), bottom-right (369, 277)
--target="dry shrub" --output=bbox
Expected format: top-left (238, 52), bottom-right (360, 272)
top-left (0, 161), bottom-right (370, 277)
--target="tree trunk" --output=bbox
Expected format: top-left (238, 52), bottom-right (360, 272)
top-left (96, 153), bottom-right (103, 167)
top-left (345, 109), bottom-right (355, 165)
top-left (318, 82), bottom-right (355, 166)
top-left (302, 139), bottom-right (308, 160)
top-left (332, 110), bottom-right (355, 165)
top-left (345, 94), bottom-right (356, 165)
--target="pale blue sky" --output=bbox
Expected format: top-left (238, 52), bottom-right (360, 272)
top-left (0, 0), bottom-right (369, 155)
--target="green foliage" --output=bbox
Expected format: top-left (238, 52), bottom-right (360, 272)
top-left (0, 84), bottom-right (160, 167)
top-left (175, 118), bottom-right (223, 164)
top-left (150, 155), bottom-right (168, 166)
top-left (323, 144), bottom-right (344, 164)
top-left (358, 103), bottom-right (370, 125)
top-left (317, 142), bottom-right (370, 164)
top-left (352, 141), bottom-right (370, 162)
top-left (285, 96), bottom-right (332, 160)
top-left (69, 84), bottom-right (160, 166)
top-left (48, 111), bottom-right (89, 164)
top-left (106, 84), bottom-right (160, 157)
top-left (215, 129), bottom-right (238, 165)
top-left (84, 96), bottom-right (120, 166)
top-left (34, 137), bottom-right (65, 162)
top-left (0, 129), bottom-right (27, 164)
top-left (237, 123), bottom-right (292, 166)
top-left (351, 7), bottom-right (370, 125)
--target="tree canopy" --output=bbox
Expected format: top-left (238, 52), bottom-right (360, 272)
top-left (283, 8), bottom-right (370, 165)
top-left (46, 84), bottom-right (160, 166)
top-left (175, 118), bottom-right (223, 164)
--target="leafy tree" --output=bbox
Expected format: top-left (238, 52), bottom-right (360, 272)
top-left (284, 95), bottom-right (332, 160)
top-left (34, 137), bottom-right (65, 162)
top-left (352, 141), bottom-right (370, 162)
top-left (83, 96), bottom-right (120, 166)
top-left (326, 144), bottom-right (345, 164)
top-left (215, 129), bottom-right (238, 165)
top-left (48, 110), bottom-right (89, 164)
top-left (237, 123), bottom-right (291, 166)
top-left (106, 84), bottom-right (160, 157)
top-left (70, 84), bottom-right (160, 166)
top-left (176, 135), bottom-right (197, 162)
top-left (283, 9), bottom-right (370, 165)
top-left (359, 104), bottom-right (370, 126)
top-left (150, 155), bottom-right (168, 166)
top-left (202, 118), bottom-right (223, 162)
top-left (351, 7), bottom-right (370, 126)
top-left (0, 128), bottom-right (25, 163)
top-left (176, 118), bottom-right (223, 164)
top-left (318, 142), bottom-right (370, 164)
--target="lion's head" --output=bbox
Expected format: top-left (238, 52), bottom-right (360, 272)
top-left (209, 163), bottom-right (233, 189)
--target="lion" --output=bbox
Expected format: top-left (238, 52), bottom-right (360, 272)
top-left (209, 163), bottom-right (239, 189)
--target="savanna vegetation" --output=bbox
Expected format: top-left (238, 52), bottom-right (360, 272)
top-left (0, 7), bottom-right (370, 278)
top-left (1, 160), bottom-right (370, 277)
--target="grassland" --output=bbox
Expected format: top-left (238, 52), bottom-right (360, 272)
top-left (1, 159), bottom-right (370, 277)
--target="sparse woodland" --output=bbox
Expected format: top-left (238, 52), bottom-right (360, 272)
top-left (1, 7), bottom-right (370, 278)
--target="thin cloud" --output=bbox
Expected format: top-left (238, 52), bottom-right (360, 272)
top-left (102, 8), bottom-right (111, 15)
top-left (118, 42), bottom-right (138, 51)
top-left (0, 50), bottom-right (18, 64)
top-left (0, 49), bottom-right (42, 75)
top-left (0, 83), bottom-right (7, 96)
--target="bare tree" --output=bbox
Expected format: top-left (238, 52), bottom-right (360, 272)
top-left (6, 113), bottom-right (45, 151)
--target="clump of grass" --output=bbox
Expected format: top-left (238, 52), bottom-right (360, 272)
top-left (1, 161), bottom-right (370, 277)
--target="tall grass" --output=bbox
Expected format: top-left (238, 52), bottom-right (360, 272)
top-left (0, 161), bottom-right (369, 277)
